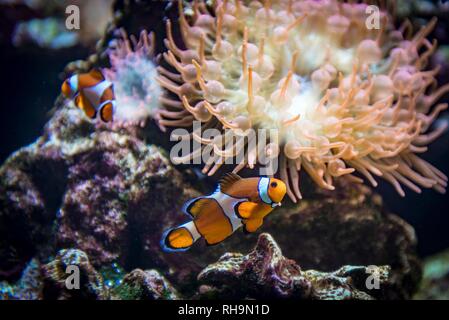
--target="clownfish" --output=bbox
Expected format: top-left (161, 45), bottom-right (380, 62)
top-left (61, 69), bottom-right (116, 122)
top-left (161, 173), bottom-right (287, 252)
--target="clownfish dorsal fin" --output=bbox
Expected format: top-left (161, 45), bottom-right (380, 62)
top-left (218, 173), bottom-right (242, 193)
top-left (89, 69), bottom-right (105, 81)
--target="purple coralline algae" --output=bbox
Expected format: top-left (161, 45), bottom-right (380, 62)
top-left (112, 269), bottom-right (179, 300)
top-left (0, 248), bottom-right (179, 300)
top-left (0, 259), bottom-right (42, 300)
top-left (42, 249), bottom-right (106, 300)
top-left (198, 233), bottom-right (391, 300)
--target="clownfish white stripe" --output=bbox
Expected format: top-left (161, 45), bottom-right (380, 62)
top-left (258, 177), bottom-right (272, 206)
top-left (208, 192), bottom-right (246, 232)
top-left (181, 221), bottom-right (201, 242)
top-left (69, 75), bottom-right (78, 93)
top-left (91, 80), bottom-right (112, 96)
top-left (83, 80), bottom-right (113, 107)
top-left (99, 100), bottom-right (116, 111)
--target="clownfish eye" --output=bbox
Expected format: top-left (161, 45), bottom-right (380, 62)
top-left (270, 182), bottom-right (278, 188)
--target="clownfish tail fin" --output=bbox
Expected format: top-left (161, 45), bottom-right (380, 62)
top-left (161, 221), bottom-right (201, 253)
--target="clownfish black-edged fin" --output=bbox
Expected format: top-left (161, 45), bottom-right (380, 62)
top-left (242, 218), bottom-right (263, 233)
top-left (161, 226), bottom-right (194, 252)
top-left (89, 69), bottom-right (105, 81)
top-left (234, 201), bottom-right (257, 219)
top-left (219, 173), bottom-right (241, 193)
top-left (99, 102), bottom-right (114, 123)
top-left (204, 239), bottom-right (221, 247)
top-left (183, 197), bottom-right (210, 218)
top-left (61, 80), bottom-right (72, 98)
top-left (74, 94), bottom-right (82, 109)
top-left (242, 225), bottom-right (251, 235)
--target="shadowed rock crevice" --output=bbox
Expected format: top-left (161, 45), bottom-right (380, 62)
top-left (0, 147), bottom-right (69, 279)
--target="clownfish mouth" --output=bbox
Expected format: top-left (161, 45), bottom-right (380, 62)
top-left (272, 202), bottom-right (282, 208)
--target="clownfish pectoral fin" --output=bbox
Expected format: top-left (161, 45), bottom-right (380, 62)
top-left (99, 102), bottom-right (114, 123)
top-left (74, 94), bottom-right (85, 112)
top-left (89, 69), bottom-right (105, 81)
top-left (75, 93), bottom-right (96, 119)
top-left (218, 173), bottom-right (241, 193)
top-left (235, 201), bottom-right (259, 219)
top-left (183, 197), bottom-right (210, 218)
top-left (161, 221), bottom-right (201, 252)
top-left (243, 218), bottom-right (263, 233)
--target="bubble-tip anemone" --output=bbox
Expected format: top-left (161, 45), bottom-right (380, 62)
top-left (157, 0), bottom-right (448, 202)
top-left (103, 29), bottom-right (162, 128)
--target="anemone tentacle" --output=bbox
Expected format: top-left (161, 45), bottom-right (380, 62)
top-left (104, 28), bottom-right (162, 129)
top-left (158, 0), bottom-right (448, 202)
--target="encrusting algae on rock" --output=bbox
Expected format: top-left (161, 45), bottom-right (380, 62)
top-left (157, 0), bottom-right (448, 201)
top-left (198, 233), bottom-right (393, 299)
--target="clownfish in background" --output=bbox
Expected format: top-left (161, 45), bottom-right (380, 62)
top-left (61, 69), bottom-right (116, 122)
top-left (162, 173), bottom-right (287, 252)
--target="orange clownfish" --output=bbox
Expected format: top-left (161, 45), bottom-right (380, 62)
top-left (161, 174), bottom-right (287, 252)
top-left (61, 69), bottom-right (116, 122)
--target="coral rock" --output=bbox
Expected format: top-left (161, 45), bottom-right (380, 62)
top-left (2, 249), bottom-right (180, 300)
top-left (112, 269), bottom-right (179, 300)
top-left (198, 233), bottom-right (392, 300)
top-left (414, 249), bottom-right (449, 300)
top-left (42, 249), bottom-right (107, 300)
top-left (0, 259), bottom-right (43, 300)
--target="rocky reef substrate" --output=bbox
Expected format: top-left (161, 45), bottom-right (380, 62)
top-left (0, 101), bottom-right (422, 299)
